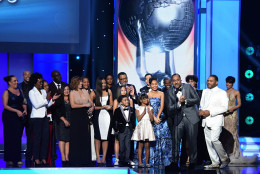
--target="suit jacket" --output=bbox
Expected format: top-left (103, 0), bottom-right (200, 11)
top-left (200, 86), bottom-right (228, 127)
top-left (113, 106), bottom-right (136, 133)
top-left (164, 83), bottom-right (200, 126)
top-left (48, 81), bottom-right (67, 120)
top-left (140, 85), bottom-right (161, 94)
top-left (18, 81), bottom-right (32, 111)
top-left (29, 87), bottom-right (54, 118)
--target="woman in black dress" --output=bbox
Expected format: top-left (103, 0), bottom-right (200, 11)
top-left (2, 75), bottom-right (27, 167)
top-left (69, 76), bottom-right (93, 167)
top-left (56, 85), bottom-right (71, 167)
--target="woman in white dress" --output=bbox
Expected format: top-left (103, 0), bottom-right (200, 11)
top-left (82, 77), bottom-right (96, 164)
top-left (90, 77), bottom-right (113, 167)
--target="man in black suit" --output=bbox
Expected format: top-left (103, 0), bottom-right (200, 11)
top-left (164, 73), bottom-right (200, 171)
top-left (48, 70), bottom-right (67, 166)
top-left (139, 73), bottom-right (153, 94)
top-left (18, 70), bottom-right (32, 167)
top-left (113, 95), bottom-right (136, 167)
top-left (111, 72), bottom-right (138, 103)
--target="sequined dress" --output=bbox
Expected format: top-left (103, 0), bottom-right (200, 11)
top-left (149, 97), bottom-right (172, 166)
top-left (223, 90), bottom-right (257, 164)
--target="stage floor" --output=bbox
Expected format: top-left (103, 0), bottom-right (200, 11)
top-left (0, 136), bottom-right (259, 173)
top-left (0, 165), bottom-right (260, 174)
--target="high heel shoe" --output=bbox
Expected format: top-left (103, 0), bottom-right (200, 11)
top-left (101, 162), bottom-right (106, 167)
top-left (34, 161), bottom-right (42, 167)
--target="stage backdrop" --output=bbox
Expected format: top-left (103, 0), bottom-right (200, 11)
top-left (117, 0), bottom-right (195, 91)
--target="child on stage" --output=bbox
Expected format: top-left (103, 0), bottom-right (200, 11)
top-left (113, 95), bottom-right (136, 167)
top-left (131, 94), bottom-right (155, 168)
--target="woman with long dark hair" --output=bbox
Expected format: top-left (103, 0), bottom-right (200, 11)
top-left (148, 77), bottom-right (172, 167)
top-left (56, 85), bottom-right (71, 167)
top-left (69, 76), bottom-right (93, 167)
top-left (2, 75), bottom-right (27, 167)
top-left (90, 77), bottom-right (113, 167)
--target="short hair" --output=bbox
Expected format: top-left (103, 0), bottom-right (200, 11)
top-left (30, 73), bottom-right (43, 86)
top-left (149, 77), bottom-right (157, 85)
top-left (209, 75), bottom-right (218, 81)
top-left (163, 77), bottom-right (171, 82)
top-left (185, 75), bottom-right (198, 83)
top-left (226, 76), bottom-right (235, 84)
top-left (3, 75), bottom-right (15, 85)
top-left (51, 70), bottom-right (61, 78)
top-left (138, 93), bottom-right (148, 105)
top-left (118, 72), bottom-right (127, 78)
top-left (23, 71), bottom-right (31, 76)
top-left (70, 76), bottom-right (81, 90)
top-left (145, 73), bottom-right (153, 78)
top-left (172, 73), bottom-right (181, 79)
top-left (118, 95), bottom-right (128, 103)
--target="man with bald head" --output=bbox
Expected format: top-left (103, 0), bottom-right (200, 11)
top-left (18, 70), bottom-right (32, 167)
top-left (48, 70), bottom-right (67, 166)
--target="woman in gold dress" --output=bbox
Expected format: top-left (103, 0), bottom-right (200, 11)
top-left (224, 76), bottom-right (257, 164)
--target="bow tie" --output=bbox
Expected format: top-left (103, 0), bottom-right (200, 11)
top-left (175, 87), bottom-right (182, 94)
top-left (123, 108), bottom-right (129, 111)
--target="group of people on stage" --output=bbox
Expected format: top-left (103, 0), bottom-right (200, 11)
top-left (2, 70), bottom-right (257, 170)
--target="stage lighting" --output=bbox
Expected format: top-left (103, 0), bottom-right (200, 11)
top-left (245, 46), bottom-right (254, 56)
top-left (245, 93), bottom-right (254, 102)
top-left (149, 46), bottom-right (161, 53)
top-left (245, 116), bottom-right (254, 125)
top-left (76, 56), bottom-right (80, 60)
top-left (245, 70), bottom-right (254, 79)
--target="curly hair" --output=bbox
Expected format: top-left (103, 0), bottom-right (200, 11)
top-left (30, 73), bottom-right (43, 86)
top-left (70, 76), bottom-right (81, 90)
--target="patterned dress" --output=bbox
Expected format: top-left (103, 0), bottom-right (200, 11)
top-left (149, 97), bottom-right (172, 166)
top-left (223, 90), bottom-right (257, 164)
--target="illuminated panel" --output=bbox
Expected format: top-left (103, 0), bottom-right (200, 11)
top-left (33, 54), bottom-right (68, 83)
top-left (0, 53), bottom-right (8, 145)
top-left (211, 0), bottom-right (240, 90)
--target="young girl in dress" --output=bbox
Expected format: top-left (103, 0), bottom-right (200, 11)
top-left (131, 94), bottom-right (155, 168)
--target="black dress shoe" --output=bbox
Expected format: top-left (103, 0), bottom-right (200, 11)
top-left (165, 163), bottom-right (180, 172)
top-left (187, 163), bottom-right (196, 170)
top-left (62, 161), bottom-right (67, 167)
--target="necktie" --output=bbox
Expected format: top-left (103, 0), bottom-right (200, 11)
top-left (123, 108), bottom-right (129, 111)
top-left (57, 84), bottom-right (61, 90)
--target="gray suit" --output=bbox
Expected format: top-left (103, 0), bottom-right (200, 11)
top-left (164, 83), bottom-right (200, 164)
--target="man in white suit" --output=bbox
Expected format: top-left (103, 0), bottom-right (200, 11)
top-left (199, 75), bottom-right (230, 169)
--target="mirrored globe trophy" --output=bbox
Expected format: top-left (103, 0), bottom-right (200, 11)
top-left (119, 0), bottom-right (194, 87)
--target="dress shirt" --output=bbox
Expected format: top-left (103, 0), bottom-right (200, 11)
top-left (123, 108), bottom-right (129, 126)
top-left (53, 81), bottom-right (62, 90)
top-left (176, 91), bottom-right (182, 107)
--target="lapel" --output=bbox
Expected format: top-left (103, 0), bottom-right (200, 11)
top-left (120, 105), bottom-right (130, 122)
top-left (169, 86), bottom-right (177, 101)
top-left (204, 88), bottom-right (214, 109)
top-left (33, 87), bottom-right (44, 100)
top-left (181, 84), bottom-right (186, 98)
